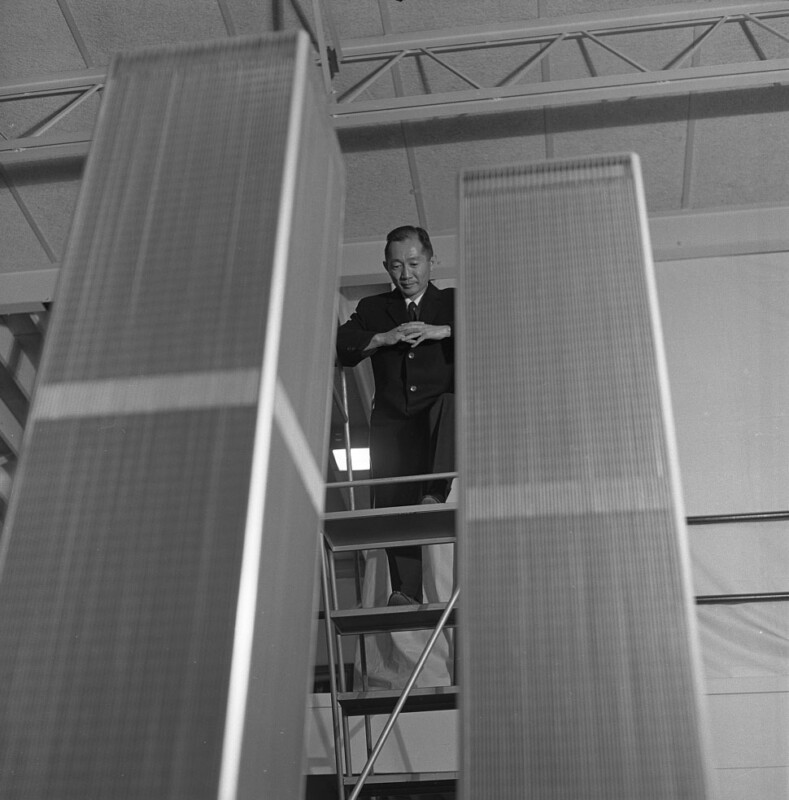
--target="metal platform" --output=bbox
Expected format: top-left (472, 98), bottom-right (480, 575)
top-left (322, 502), bottom-right (457, 551)
top-left (339, 686), bottom-right (458, 716)
top-left (343, 771), bottom-right (458, 797)
top-left (330, 603), bottom-right (456, 635)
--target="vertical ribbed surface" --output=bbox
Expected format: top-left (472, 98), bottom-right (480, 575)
top-left (0, 34), bottom-right (344, 800)
top-left (47, 40), bottom-right (297, 382)
top-left (0, 411), bottom-right (253, 799)
top-left (458, 156), bottom-right (711, 800)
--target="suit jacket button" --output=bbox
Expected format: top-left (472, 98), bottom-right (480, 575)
top-left (407, 352), bottom-right (415, 359)
top-left (409, 385), bottom-right (417, 392)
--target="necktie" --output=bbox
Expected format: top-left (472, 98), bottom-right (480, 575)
top-left (408, 301), bottom-right (418, 321)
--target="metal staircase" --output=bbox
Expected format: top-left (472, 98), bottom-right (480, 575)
top-left (321, 367), bottom-right (459, 797)
top-left (320, 497), bottom-right (459, 798)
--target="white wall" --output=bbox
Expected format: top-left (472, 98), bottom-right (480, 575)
top-left (655, 247), bottom-right (789, 800)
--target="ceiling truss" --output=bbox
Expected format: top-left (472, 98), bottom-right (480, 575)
top-left (1, 2), bottom-right (788, 161)
top-left (327, 1), bottom-right (789, 125)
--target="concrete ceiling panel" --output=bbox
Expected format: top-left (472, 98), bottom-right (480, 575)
top-left (408, 111), bottom-right (548, 234)
top-left (382, 0), bottom-right (539, 34)
top-left (67, 0), bottom-right (228, 65)
top-left (698, 16), bottom-right (789, 67)
top-left (544, 0), bottom-right (693, 16)
top-left (333, 61), bottom-right (397, 102)
top-left (39, 91), bottom-right (100, 135)
top-left (545, 39), bottom-right (629, 82)
top-left (690, 86), bottom-right (789, 208)
top-left (0, 182), bottom-right (58, 272)
top-left (394, 44), bottom-right (544, 98)
top-left (223, 0), bottom-right (312, 35)
top-left (550, 97), bottom-right (690, 212)
top-left (1, 91), bottom-right (100, 142)
top-left (0, 3), bottom-right (86, 80)
top-left (321, 0), bottom-right (383, 40)
top-left (338, 127), bottom-right (418, 240)
top-left (224, 0), bottom-right (328, 41)
top-left (547, 27), bottom-right (695, 80)
top-left (2, 97), bottom-right (78, 142)
top-left (4, 158), bottom-right (85, 262)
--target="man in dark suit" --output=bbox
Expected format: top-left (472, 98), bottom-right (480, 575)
top-left (337, 226), bottom-right (454, 605)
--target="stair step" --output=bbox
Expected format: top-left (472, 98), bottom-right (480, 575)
top-left (339, 685), bottom-right (458, 715)
top-left (330, 603), bottom-right (456, 634)
top-left (322, 503), bottom-right (456, 551)
top-left (343, 771), bottom-right (457, 797)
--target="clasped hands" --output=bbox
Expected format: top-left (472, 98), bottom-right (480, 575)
top-left (376, 322), bottom-right (450, 349)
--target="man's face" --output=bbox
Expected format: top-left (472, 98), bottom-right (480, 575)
top-left (384, 236), bottom-right (434, 299)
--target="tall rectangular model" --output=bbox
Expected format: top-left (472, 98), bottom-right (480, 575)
top-left (458, 155), bottom-right (711, 799)
top-left (0, 33), bottom-right (344, 800)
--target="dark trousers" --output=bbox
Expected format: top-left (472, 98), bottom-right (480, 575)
top-left (370, 393), bottom-right (455, 601)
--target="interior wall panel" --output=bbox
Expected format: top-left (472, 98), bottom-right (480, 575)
top-left (0, 32), bottom-right (344, 800)
top-left (655, 253), bottom-right (789, 515)
top-left (67, 0), bottom-right (227, 65)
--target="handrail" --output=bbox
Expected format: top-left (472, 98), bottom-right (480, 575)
top-left (324, 487), bottom-right (789, 527)
top-left (319, 543), bottom-right (348, 798)
top-left (687, 510), bottom-right (789, 525)
top-left (696, 591), bottom-right (789, 604)
top-left (330, 383), bottom-right (348, 424)
top-left (336, 367), bottom-right (356, 511)
top-left (326, 471), bottom-right (457, 490)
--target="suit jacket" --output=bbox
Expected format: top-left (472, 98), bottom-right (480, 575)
top-left (336, 282), bottom-right (455, 421)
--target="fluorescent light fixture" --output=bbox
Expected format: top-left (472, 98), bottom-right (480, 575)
top-left (332, 447), bottom-right (371, 472)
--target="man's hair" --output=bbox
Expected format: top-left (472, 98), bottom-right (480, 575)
top-left (384, 225), bottom-right (434, 261)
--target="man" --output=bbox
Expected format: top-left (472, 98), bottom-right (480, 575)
top-left (336, 225), bottom-right (455, 605)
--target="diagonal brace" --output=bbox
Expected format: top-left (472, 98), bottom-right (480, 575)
top-left (348, 586), bottom-right (460, 800)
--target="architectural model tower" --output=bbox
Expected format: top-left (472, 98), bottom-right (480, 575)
top-left (458, 155), bottom-right (711, 800)
top-left (0, 33), bottom-right (344, 800)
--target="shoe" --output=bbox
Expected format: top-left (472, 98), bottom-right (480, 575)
top-left (419, 494), bottom-right (442, 504)
top-left (387, 591), bottom-right (419, 606)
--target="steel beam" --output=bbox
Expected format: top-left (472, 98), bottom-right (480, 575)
top-left (0, 67), bottom-right (105, 99)
top-left (0, 132), bottom-right (93, 164)
top-left (1, 3), bottom-right (789, 138)
top-left (326, 1), bottom-right (789, 125)
top-left (330, 57), bottom-right (789, 127)
top-left (3, 53), bottom-right (789, 149)
top-left (338, 2), bottom-right (789, 58)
